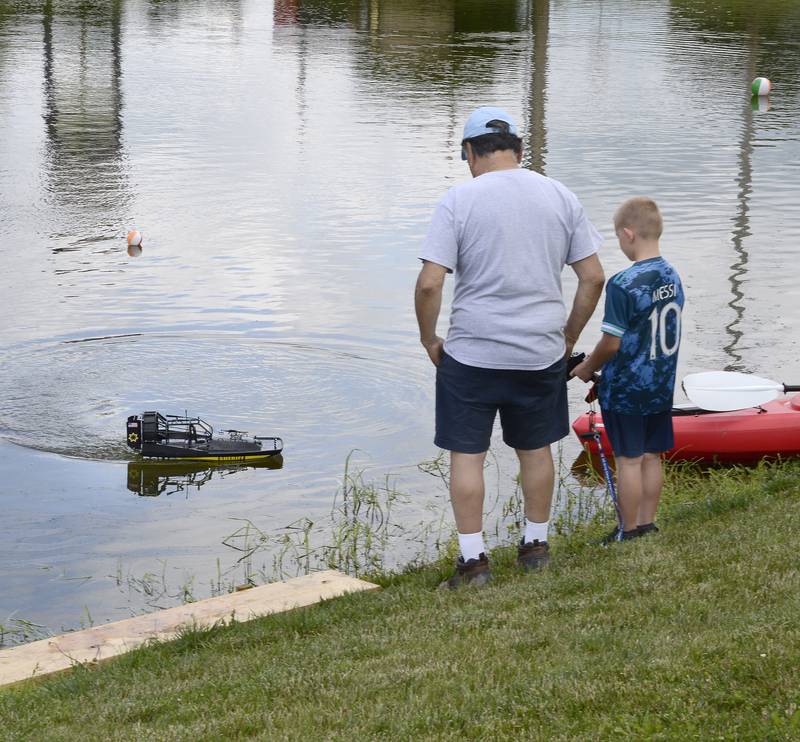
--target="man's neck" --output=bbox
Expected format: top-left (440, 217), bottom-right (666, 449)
top-left (471, 151), bottom-right (520, 177)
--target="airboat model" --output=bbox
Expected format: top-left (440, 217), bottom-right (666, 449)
top-left (126, 411), bottom-right (283, 462)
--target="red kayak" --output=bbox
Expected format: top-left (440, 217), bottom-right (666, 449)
top-left (572, 395), bottom-right (800, 463)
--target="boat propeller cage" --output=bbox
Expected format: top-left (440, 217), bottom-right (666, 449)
top-left (127, 412), bottom-right (213, 449)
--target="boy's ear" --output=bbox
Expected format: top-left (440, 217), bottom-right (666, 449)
top-left (622, 227), bottom-right (635, 242)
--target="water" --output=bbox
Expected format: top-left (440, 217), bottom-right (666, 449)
top-left (1, 0), bottom-right (799, 637)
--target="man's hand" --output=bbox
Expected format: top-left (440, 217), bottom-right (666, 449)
top-left (422, 336), bottom-right (444, 366)
top-left (565, 351), bottom-right (585, 378)
top-left (415, 261), bottom-right (448, 367)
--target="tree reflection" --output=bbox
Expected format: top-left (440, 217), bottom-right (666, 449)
top-left (41, 0), bottom-right (130, 248)
top-left (273, 0), bottom-right (549, 169)
top-left (525, 0), bottom-right (548, 174)
top-left (671, 0), bottom-right (800, 39)
top-left (724, 25), bottom-right (758, 372)
top-left (274, 0), bottom-right (532, 85)
top-left (145, 0), bottom-right (245, 31)
top-left (355, 0), bottom-right (530, 88)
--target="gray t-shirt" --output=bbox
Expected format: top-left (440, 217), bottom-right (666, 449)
top-left (419, 167), bottom-right (602, 370)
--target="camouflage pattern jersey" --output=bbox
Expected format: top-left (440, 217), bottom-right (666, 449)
top-left (598, 257), bottom-right (685, 415)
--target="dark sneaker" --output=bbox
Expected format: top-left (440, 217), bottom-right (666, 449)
top-left (438, 553), bottom-right (491, 590)
top-left (637, 522), bottom-right (660, 537)
top-left (517, 539), bottom-right (550, 571)
top-left (600, 526), bottom-right (639, 545)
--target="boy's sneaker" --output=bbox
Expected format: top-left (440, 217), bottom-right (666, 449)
top-left (517, 539), bottom-right (550, 571)
top-left (637, 522), bottom-right (660, 537)
top-left (600, 526), bottom-right (639, 545)
top-left (438, 553), bottom-right (491, 590)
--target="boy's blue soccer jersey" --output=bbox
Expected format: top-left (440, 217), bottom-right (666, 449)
top-left (599, 257), bottom-right (685, 415)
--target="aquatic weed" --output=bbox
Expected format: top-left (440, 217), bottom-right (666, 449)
top-left (0, 615), bottom-right (50, 648)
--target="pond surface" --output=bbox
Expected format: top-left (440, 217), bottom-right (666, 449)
top-left (1, 0), bottom-right (799, 639)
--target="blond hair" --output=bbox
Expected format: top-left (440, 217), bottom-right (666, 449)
top-left (614, 197), bottom-right (663, 240)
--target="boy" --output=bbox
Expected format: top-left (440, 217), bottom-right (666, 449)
top-left (572, 197), bottom-right (684, 541)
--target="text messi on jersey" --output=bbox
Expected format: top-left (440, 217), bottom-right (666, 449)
top-left (651, 283), bottom-right (677, 302)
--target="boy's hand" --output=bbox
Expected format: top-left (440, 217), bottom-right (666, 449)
top-left (571, 359), bottom-right (596, 383)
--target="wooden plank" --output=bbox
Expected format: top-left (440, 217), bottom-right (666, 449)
top-left (0, 570), bottom-right (378, 688)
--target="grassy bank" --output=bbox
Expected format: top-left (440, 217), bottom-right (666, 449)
top-left (2, 461), bottom-right (800, 741)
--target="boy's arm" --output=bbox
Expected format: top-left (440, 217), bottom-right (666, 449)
top-left (564, 254), bottom-right (605, 357)
top-left (571, 333), bottom-right (621, 382)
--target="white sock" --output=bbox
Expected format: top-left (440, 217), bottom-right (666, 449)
top-left (524, 518), bottom-right (549, 544)
top-left (457, 531), bottom-right (485, 562)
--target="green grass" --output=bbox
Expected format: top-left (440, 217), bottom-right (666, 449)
top-left (2, 461), bottom-right (800, 741)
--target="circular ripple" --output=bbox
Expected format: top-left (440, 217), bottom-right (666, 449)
top-left (0, 333), bottom-right (433, 461)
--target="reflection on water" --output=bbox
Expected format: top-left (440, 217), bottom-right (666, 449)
top-left (570, 449), bottom-right (611, 485)
top-left (525, 0), bottom-right (548, 174)
top-left (275, 0), bottom-right (531, 32)
top-left (41, 0), bottom-right (130, 248)
top-left (127, 457), bottom-right (283, 497)
top-left (1, 0), bottom-right (800, 636)
top-left (724, 31), bottom-right (757, 372)
top-left (144, 0), bottom-right (245, 27)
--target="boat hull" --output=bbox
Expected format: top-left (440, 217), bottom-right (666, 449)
top-left (572, 395), bottom-right (800, 464)
top-left (138, 443), bottom-right (281, 462)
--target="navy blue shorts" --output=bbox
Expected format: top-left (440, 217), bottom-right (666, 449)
top-left (601, 409), bottom-right (674, 458)
top-left (435, 353), bottom-right (569, 453)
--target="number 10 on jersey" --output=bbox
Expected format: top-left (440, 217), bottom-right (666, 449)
top-left (648, 302), bottom-right (681, 359)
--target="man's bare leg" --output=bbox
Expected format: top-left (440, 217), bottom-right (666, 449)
top-left (440, 450), bottom-right (493, 587)
top-left (449, 451), bottom-right (488, 534)
top-left (638, 452), bottom-right (663, 526)
top-left (516, 445), bottom-right (555, 523)
top-left (614, 455), bottom-right (644, 533)
top-left (515, 446), bottom-right (554, 568)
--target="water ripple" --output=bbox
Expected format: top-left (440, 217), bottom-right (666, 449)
top-left (0, 333), bottom-right (432, 462)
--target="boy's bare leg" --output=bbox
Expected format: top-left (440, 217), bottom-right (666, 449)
top-left (516, 445), bottom-right (554, 523)
top-left (614, 455), bottom-right (644, 532)
top-left (638, 452), bottom-right (664, 525)
top-left (449, 451), bottom-right (488, 533)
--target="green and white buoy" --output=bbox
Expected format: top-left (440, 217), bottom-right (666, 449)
top-left (751, 77), bottom-right (772, 96)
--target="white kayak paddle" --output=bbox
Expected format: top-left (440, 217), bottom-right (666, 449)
top-left (682, 371), bottom-right (800, 412)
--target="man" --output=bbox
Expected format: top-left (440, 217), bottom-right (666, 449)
top-left (415, 106), bottom-right (605, 588)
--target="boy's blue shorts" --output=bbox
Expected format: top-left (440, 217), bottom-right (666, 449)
top-left (435, 352), bottom-right (569, 454)
top-left (601, 409), bottom-right (674, 458)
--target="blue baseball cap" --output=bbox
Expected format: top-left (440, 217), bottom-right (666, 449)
top-left (461, 106), bottom-right (519, 159)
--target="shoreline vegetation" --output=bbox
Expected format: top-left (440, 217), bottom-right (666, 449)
top-left (2, 458), bottom-right (799, 738)
top-left (0, 445), bottom-right (598, 648)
